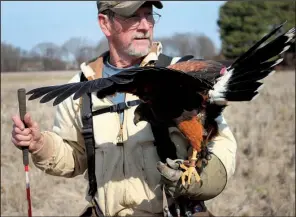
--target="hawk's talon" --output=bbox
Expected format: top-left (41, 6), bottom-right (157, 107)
top-left (179, 164), bottom-right (201, 186)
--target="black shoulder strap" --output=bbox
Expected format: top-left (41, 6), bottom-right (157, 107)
top-left (155, 53), bottom-right (173, 67)
top-left (80, 72), bottom-right (97, 198)
top-left (156, 53), bottom-right (194, 67)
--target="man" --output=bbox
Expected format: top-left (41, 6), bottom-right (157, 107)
top-left (11, 1), bottom-right (237, 216)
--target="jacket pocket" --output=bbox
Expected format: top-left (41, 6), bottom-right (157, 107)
top-left (141, 143), bottom-right (163, 212)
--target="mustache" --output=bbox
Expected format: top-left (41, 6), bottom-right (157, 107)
top-left (133, 33), bottom-right (151, 39)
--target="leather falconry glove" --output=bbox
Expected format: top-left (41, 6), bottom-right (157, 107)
top-left (157, 158), bottom-right (208, 199)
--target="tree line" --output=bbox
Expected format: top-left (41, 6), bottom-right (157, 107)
top-left (0, 34), bottom-right (218, 72)
top-left (1, 1), bottom-right (295, 72)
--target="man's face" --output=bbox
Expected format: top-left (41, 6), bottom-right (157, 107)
top-left (109, 5), bottom-right (155, 57)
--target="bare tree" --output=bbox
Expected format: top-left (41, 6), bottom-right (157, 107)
top-left (62, 37), bottom-right (96, 68)
top-left (156, 33), bottom-right (217, 59)
top-left (76, 46), bottom-right (97, 65)
top-left (30, 42), bottom-right (67, 71)
top-left (31, 42), bottom-right (61, 58)
top-left (196, 35), bottom-right (216, 58)
top-left (1, 42), bottom-right (23, 72)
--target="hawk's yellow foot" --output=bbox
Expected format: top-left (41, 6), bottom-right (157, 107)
top-left (179, 162), bottom-right (201, 186)
top-left (179, 149), bottom-right (201, 186)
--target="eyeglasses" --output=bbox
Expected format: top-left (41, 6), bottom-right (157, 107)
top-left (114, 12), bottom-right (161, 28)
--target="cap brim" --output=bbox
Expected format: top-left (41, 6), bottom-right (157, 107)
top-left (111, 1), bottom-right (163, 17)
top-left (152, 1), bottom-right (163, 9)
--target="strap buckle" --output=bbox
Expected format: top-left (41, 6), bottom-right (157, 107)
top-left (113, 102), bottom-right (130, 113)
top-left (81, 126), bottom-right (93, 139)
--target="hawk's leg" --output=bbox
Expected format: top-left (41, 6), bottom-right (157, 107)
top-left (179, 149), bottom-right (201, 186)
top-left (176, 115), bottom-right (204, 186)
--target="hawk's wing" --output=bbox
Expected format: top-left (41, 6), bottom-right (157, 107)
top-left (209, 24), bottom-right (295, 104)
top-left (26, 66), bottom-right (213, 106)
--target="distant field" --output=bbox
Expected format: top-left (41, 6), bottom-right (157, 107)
top-left (1, 70), bottom-right (295, 216)
top-left (1, 71), bottom-right (77, 88)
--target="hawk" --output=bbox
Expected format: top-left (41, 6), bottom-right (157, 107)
top-left (27, 23), bottom-right (295, 185)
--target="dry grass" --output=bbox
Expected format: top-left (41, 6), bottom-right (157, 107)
top-left (1, 70), bottom-right (295, 216)
top-left (1, 71), bottom-right (88, 216)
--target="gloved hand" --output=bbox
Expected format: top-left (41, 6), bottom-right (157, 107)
top-left (157, 158), bottom-right (208, 199)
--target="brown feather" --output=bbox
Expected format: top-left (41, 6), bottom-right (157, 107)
top-left (167, 61), bottom-right (209, 72)
top-left (176, 117), bottom-right (203, 153)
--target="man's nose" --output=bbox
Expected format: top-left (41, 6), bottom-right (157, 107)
top-left (137, 17), bottom-right (151, 31)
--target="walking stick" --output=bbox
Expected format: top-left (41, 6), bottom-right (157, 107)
top-left (17, 88), bottom-right (33, 217)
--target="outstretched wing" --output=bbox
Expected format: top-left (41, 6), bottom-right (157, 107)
top-left (26, 66), bottom-right (213, 106)
top-left (208, 23), bottom-right (295, 104)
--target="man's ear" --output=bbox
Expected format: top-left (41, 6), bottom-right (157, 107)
top-left (98, 13), bottom-right (111, 37)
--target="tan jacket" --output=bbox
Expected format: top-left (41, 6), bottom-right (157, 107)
top-left (31, 42), bottom-right (237, 216)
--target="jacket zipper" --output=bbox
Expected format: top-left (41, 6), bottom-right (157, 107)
top-left (104, 96), bottom-right (123, 145)
top-left (117, 124), bottom-right (124, 144)
top-left (103, 96), bottom-right (123, 215)
top-left (116, 94), bottom-right (126, 176)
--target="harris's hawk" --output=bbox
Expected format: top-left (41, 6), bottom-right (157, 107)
top-left (26, 23), bottom-right (295, 186)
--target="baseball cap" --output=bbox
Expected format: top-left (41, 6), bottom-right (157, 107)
top-left (97, 1), bottom-right (163, 17)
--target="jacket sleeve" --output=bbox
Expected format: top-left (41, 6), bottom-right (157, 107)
top-left (207, 114), bottom-right (237, 180)
top-left (31, 76), bottom-right (88, 178)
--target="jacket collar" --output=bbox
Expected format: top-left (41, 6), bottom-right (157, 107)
top-left (80, 42), bottom-right (163, 81)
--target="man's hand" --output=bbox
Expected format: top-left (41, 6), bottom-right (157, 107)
top-left (157, 158), bottom-right (204, 199)
top-left (11, 113), bottom-right (44, 153)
